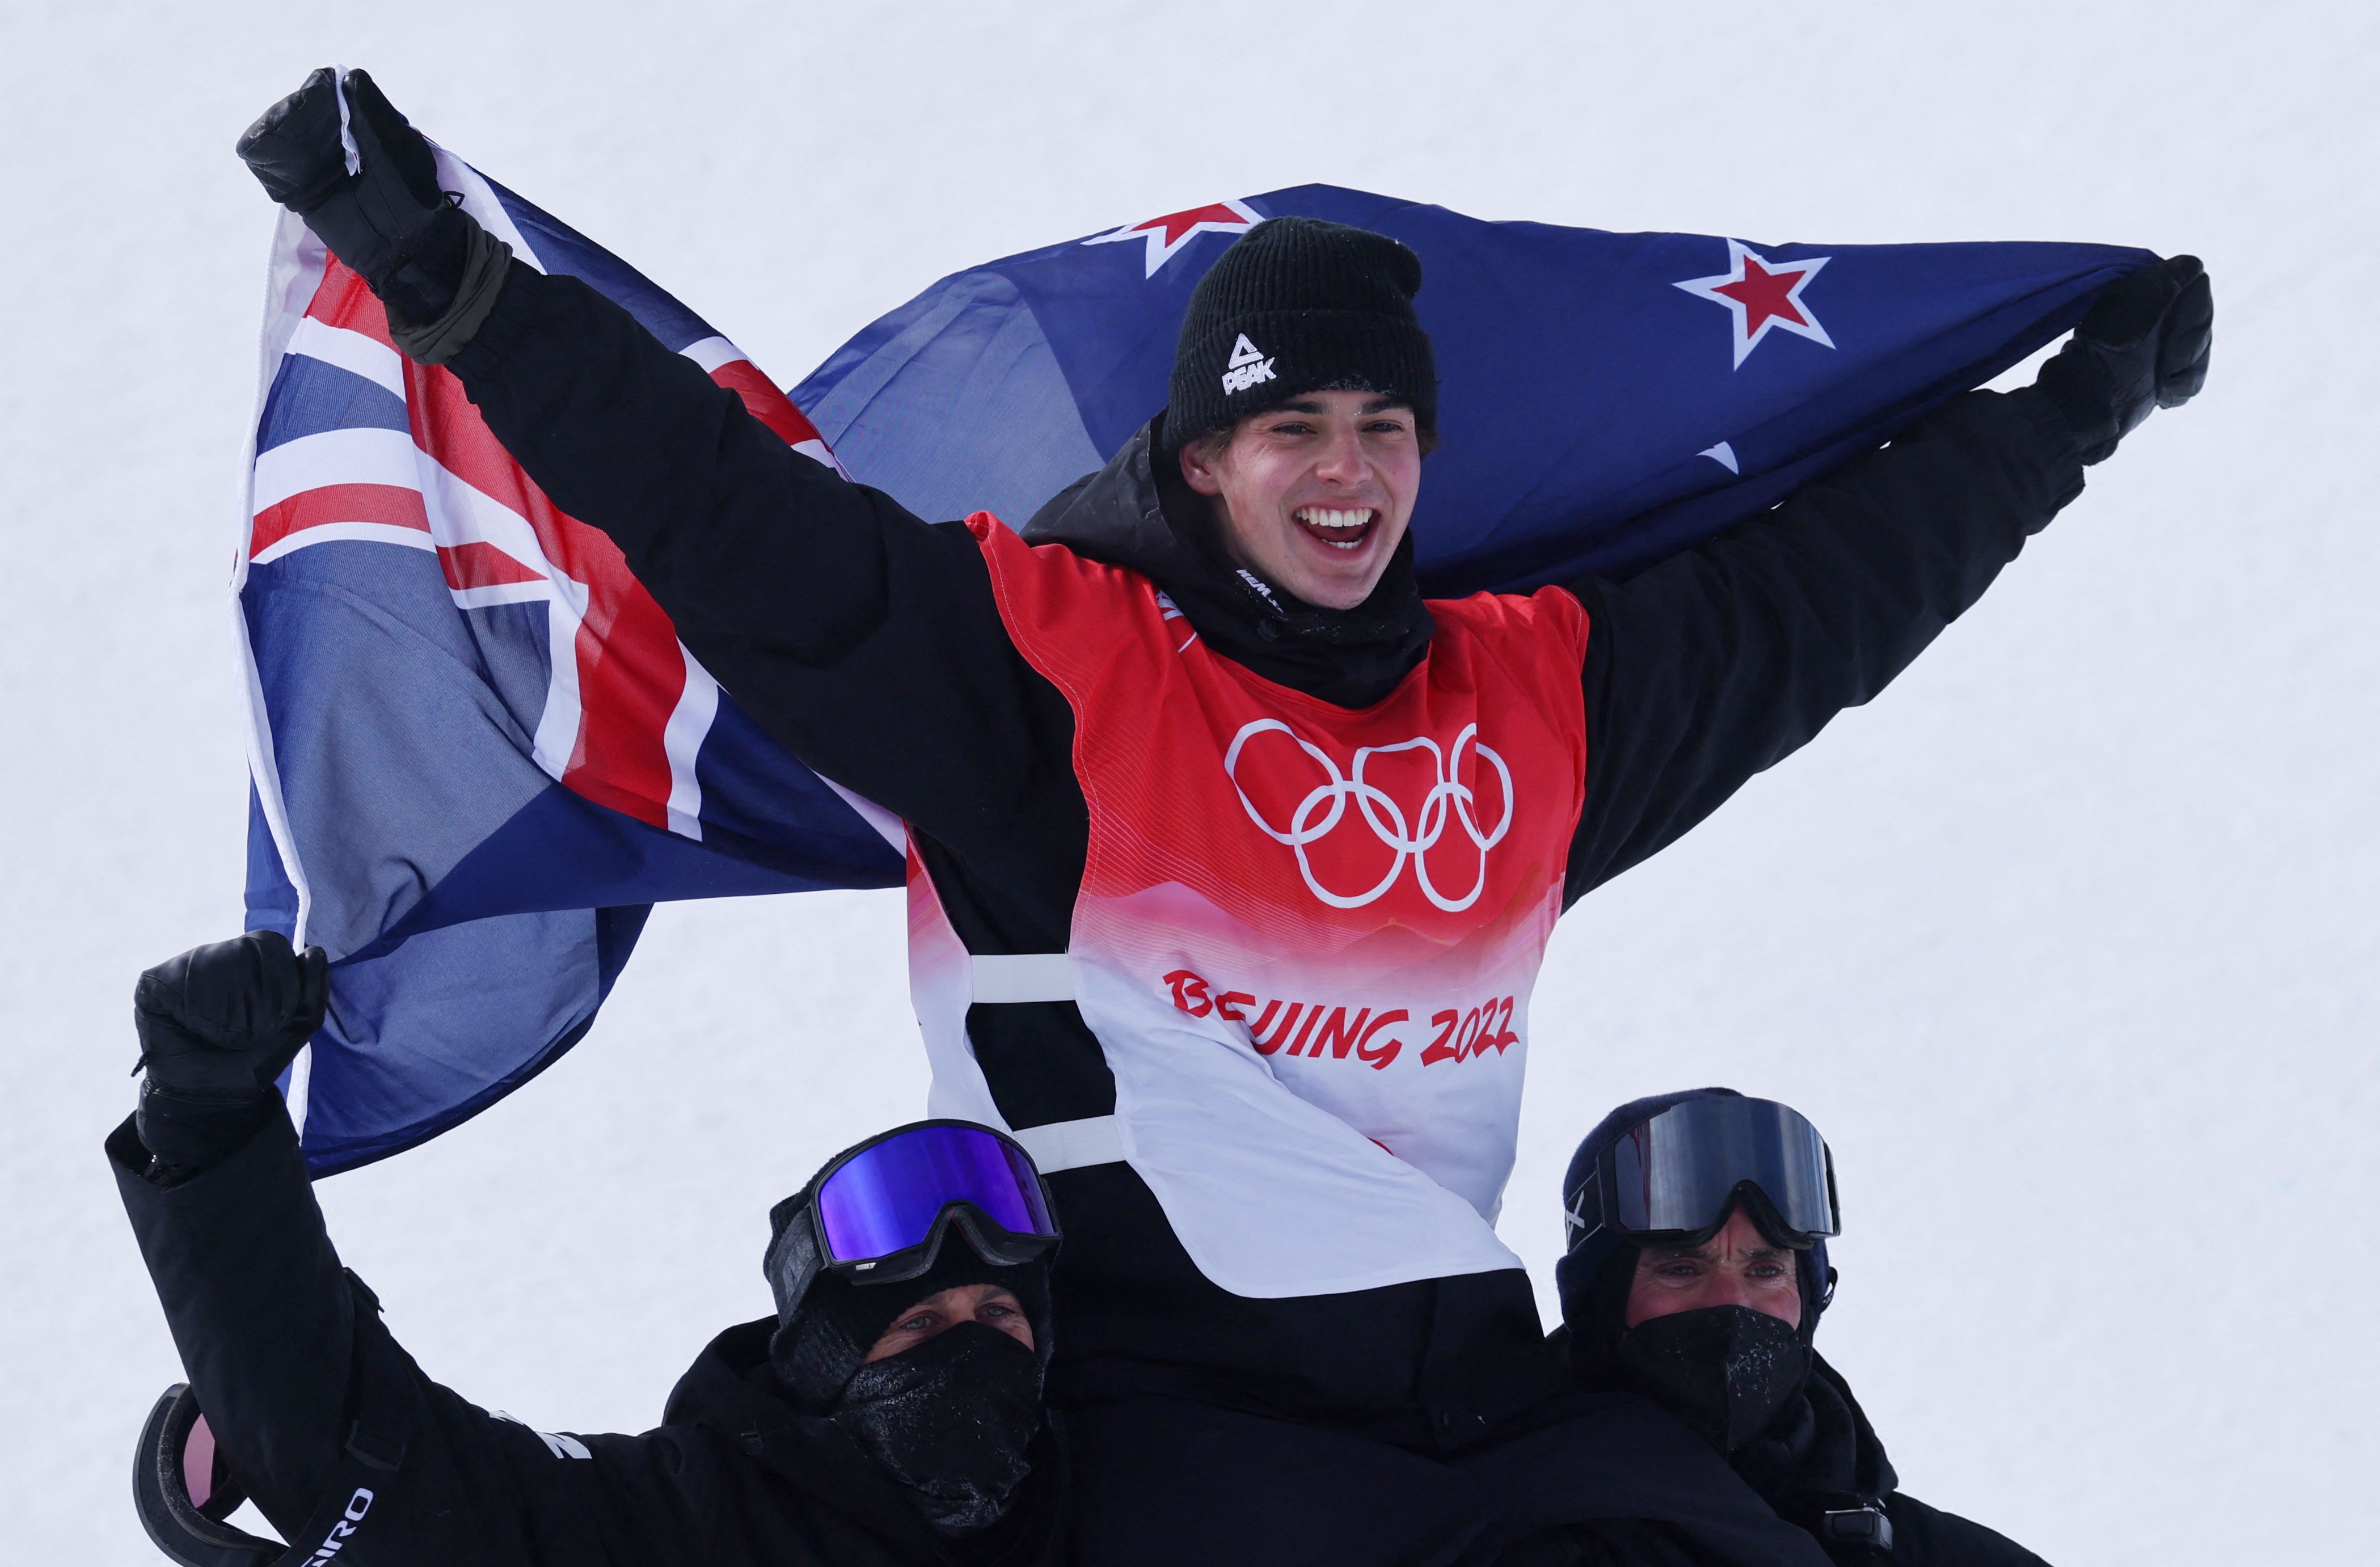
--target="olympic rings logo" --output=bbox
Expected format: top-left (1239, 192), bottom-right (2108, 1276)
top-left (1222, 718), bottom-right (1517, 912)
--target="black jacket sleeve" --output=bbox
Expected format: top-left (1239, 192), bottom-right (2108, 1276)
top-left (108, 1110), bottom-right (728, 1566)
top-left (444, 270), bottom-right (1077, 874)
top-left (1884, 1492), bottom-right (2052, 1567)
top-left (1563, 387), bottom-right (2086, 902)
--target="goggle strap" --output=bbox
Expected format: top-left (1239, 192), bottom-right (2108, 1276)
top-left (826, 1201), bottom-right (1056, 1285)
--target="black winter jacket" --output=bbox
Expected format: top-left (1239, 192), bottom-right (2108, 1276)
top-left (107, 1113), bottom-right (1066, 1567)
top-left (1735, 1355), bottom-right (2048, 1567)
top-left (1547, 1325), bottom-right (2048, 1567)
top-left (442, 265), bottom-right (2087, 1448)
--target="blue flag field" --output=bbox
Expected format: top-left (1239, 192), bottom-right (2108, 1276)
top-left (235, 162), bottom-right (2147, 1173)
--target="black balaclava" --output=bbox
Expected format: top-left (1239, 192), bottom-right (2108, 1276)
top-left (761, 1154), bottom-right (1056, 1535)
top-left (1613, 1303), bottom-right (1812, 1454)
top-left (1555, 1087), bottom-right (1833, 1454)
top-left (831, 1323), bottom-right (1044, 1535)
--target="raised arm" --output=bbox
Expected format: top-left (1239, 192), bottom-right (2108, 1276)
top-left (1563, 257), bottom-right (2211, 901)
top-left (442, 263), bottom-right (1081, 852)
top-left (112, 934), bottom-right (722, 1564)
top-left (237, 69), bottom-right (1070, 854)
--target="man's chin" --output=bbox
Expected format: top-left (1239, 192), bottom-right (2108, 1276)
top-left (1277, 539), bottom-right (1392, 609)
top-left (1277, 569), bottom-right (1377, 611)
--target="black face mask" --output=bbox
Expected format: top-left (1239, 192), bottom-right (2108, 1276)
top-left (831, 1323), bottom-right (1044, 1537)
top-left (1614, 1306), bottom-right (1812, 1454)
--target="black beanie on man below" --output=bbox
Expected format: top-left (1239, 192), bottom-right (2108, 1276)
top-left (1163, 216), bottom-right (1437, 453)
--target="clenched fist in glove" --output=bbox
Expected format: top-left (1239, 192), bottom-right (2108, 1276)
top-left (2033, 255), bottom-right (2213, 465)
top-left (236, 67), bottom-right (510, 362)
top-left (131, 931), bottom-right (328, 1177)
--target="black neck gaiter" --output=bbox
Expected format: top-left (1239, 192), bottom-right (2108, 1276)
top-left (830, 1323), bottom-right (1045, 1538)
top-left (1022, 419), bottom-right (1437, 711)
top-left (1148, 454), bottom-right (1436, 709)
top-left (1613, 1306), bottom-right (1814, 1454)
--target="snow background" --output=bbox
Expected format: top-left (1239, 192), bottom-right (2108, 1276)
top-left (4, 1), bottom-right (2373, 1559)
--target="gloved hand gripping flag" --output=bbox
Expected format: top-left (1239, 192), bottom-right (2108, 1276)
top-left (239, 157), bottom-right (905, 1172)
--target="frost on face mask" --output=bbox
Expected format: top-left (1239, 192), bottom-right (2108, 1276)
top-left (1613, 1304), bottom-right (1813, 1454)
top-left (830, 1323), bottom-right (1044, 1536)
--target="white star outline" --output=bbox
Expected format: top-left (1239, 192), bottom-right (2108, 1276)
top-left (1082, 198), bottom-right (1265, 278)
top-left (1673, 238), bottom-right (1837, 369)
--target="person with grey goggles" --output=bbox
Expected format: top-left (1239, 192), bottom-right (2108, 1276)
top-left (1542, 1088), bottom-right (2050, 1567)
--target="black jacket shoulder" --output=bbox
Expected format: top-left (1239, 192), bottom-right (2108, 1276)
top-left (1881, 1492), bottom-right (2051, 1567)
top-left (108, 1110), bottom-right (1064, 1567)
top-left (1788, 1357), bottom-right (2053, 1567)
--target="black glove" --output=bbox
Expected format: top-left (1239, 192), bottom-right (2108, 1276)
top-left (2033, 254), bottom-right (2213, 465)
top-left (132, 931), bottom-right (328, 1175)
top-left (235, 67), bottom-right (472, 326)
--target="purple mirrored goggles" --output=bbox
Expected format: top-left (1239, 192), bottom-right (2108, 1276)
top-left (808, 1121), bottom-right (1061, 1286)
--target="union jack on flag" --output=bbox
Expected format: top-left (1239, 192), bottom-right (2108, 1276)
top-left (239, 151), bottom-right (905, 1173)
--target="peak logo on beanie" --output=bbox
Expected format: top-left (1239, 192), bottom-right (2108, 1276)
top-left (1222, 333), bottom-right (1277, 395)
top-left (1165, 216), bottom-right (1437, 451)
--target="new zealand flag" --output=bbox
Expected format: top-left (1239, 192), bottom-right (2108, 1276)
top-left (239, 164), bottom-right (2147, 1173)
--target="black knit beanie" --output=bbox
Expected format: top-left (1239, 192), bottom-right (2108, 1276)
top-left (1163, 216), bottom-right (1437, 454)
top-left (761, 1168), bottom-right (1055, 1411)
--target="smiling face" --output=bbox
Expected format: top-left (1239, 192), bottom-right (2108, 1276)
top-left (860, 1282), bottom-right (1036, 1364)
top-left (1622, 1207), bottom-right (1804, 1331)
top-left (1177, 389), bottom-right (1424, 611)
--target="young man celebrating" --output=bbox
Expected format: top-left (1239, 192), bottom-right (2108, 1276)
top-left (233, 69), bottom-right (2210, 1564)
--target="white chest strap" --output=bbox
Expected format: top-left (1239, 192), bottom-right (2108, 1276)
top-left (967, 953), bottom-right (1123, 1174)
top-left (1009, 1114), bottom-right (1126, 1173)
top-left (968, 952), bottom-right (1075, 1003)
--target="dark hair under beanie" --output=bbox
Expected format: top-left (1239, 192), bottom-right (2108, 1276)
top-left (1163, 216), bottom-right (1437, 453)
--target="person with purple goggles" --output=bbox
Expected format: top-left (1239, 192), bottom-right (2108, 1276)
top-left (114, 930), bottom-right (1067, 1567)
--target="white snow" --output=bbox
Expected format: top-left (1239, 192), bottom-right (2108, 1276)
top-left (3, 3), bottom-right (2373, 1561)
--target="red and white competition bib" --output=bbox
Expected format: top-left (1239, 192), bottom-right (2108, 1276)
top-left (914, 517), bottom-right (1589, 1297)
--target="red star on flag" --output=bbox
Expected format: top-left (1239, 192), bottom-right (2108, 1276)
top-left (1083, 198), bottom-right (1264, 277)
top-left (1673, 239), bottom-right (1835, 368)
